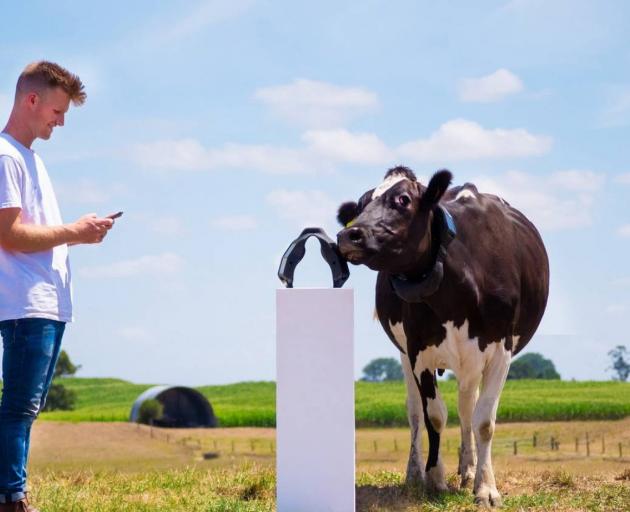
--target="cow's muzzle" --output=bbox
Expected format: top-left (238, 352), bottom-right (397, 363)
top-left (337, 226), bottom-right (375, 264)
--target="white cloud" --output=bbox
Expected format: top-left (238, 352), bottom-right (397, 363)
top-left (210, 215), bottom-right (258, 231)
top-left (615, 173), bottom-right (630, 185)
top-left (78, 252), bottom-right (184, 278)
top-left (254, 79), bottom-right (379, 128)
top-left (458, 69), bottom-right (524, 103)
top-left (398, 119), bottom-right (552, 162)
top-left (134, 0), bottom-right (255, 48)
top-left (303, 129), bottom-right (392, 165)
top-left (547, 169), bottom-right (605, 192)
top-left (150, 216), bottom-right (185, 235)
top-left (617, 225), bottom-right (630, 238)
top-left (128, 119), bottom-right (552, 174)
top-left (473, 169), bottom-right (604, 231)
top-left (266, 189), bottom-right (337, 230)
top-left (55, 180), bottom-right (126, 205)
top-left (129, 139), bottom-right (312, 174)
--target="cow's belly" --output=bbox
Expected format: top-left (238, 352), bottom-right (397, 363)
top-left (389, 319), bottom-right (518, 385)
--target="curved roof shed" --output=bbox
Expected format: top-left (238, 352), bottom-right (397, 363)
top-left (130, 385), bottom-right (218, 428)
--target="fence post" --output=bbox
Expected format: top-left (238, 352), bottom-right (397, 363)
top-left (601, 435), bottom-right (605, 454)
top-left (619, 443), bottom-right (623, 458)
top-left (394, 439), bottom-right (398, 452)
top-left (533, 433), bottom-right (537, 448)
top-left (575, 437), bottom-right (579, 453)
top-left (373, 440), bottom-right (378, 453)
top-left (586, 432), bottom-right (590, 457)
top-left (550, 436), bottom-right (554, 450)
top-left (513, 441), bottom-right (518, 455)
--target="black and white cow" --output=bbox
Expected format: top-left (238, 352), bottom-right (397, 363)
top-left (336, 166), bottom-right (549, 507)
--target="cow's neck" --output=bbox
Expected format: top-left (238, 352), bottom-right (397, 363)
top-left (389, 206), bottom-right (456, 303)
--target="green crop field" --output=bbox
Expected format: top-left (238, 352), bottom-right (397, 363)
top-left (32, 378), bottom-right (630, 427)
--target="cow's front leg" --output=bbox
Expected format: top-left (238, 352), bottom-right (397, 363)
top-left (472, 345), bottom-right (511, 507)
top-left (417, 368), bottom-right (448, 493)
top-left (457, 375), bottom-right (480, 489)
top-left (401, 353), bottom-right (424, 486)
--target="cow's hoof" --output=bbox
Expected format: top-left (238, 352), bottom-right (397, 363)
top-left (425, 466), bottom-right (448, 493)
top-left (474, 487), bottom-right (502, 508)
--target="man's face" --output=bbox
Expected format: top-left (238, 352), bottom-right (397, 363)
top-left (29, 87), bottom-right (70, 140)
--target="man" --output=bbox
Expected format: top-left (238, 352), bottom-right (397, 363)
top-left (0, 61), bottom-right (114, 512)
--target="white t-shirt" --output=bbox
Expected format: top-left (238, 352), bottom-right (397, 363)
top-left (0, 133), bottom-right (73, 322)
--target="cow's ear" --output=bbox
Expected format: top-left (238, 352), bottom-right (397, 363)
top-left (337, 201), bottom-right (359, 227)
top-left (420, 169), bottom-right (452, 210)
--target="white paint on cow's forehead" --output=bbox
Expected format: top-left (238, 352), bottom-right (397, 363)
top-left (372, 174), bottom-right (409, 199)
top-left (454, 189), bottom-right (476, 201)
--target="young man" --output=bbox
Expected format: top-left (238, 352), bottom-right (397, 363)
top-left (0, 61), bottom-right (115, 512)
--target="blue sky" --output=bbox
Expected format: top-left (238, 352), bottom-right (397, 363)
top-left (1, 0), bottom-right (628, 385)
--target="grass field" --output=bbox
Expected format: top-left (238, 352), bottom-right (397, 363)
top-left (37, 377), bottom-right (630, 426)
top-left (27, 419), bottom-right (630, 511)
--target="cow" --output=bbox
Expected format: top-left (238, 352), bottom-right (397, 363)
top-left (336, 166), bottom-right (549, 507)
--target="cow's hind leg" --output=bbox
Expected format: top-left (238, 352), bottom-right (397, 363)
top-left (457, 374), bottom-right (480, 489)
top-left (417, 368), bottom-right (448, 492)
top-left (472, 344), bottom-right (511, 507)
top-left (401, 353), bottom-right (424, 486)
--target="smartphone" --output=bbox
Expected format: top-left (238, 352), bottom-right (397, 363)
top-left (106, 211), bottom-right (124, 219)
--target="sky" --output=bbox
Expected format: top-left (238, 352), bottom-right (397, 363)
top-left (0, 0), bottom-right (628, 385)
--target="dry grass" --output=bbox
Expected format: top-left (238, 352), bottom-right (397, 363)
top-left (27, 420), bottom-right (630, 511)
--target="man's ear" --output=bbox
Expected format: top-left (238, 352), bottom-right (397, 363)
top-left (419, 169), bottom-right (452, 210)
top-left (337, 202), bottom-right (359, 227)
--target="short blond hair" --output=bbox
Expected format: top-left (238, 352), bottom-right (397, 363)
top-left (16, 61), bottom-right (86, 106)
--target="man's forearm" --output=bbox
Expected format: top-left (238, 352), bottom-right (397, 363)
top-left (0, 223), bottom-right (78, 253)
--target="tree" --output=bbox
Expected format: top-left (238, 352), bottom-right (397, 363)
top-left (361, 357), bottom-right (403, 382)
top-left (54, 350), bottom-right (81, 378)
top-left (43, 350), bottom-right (80, 412)
top-left (607, 345), bottom-right (630, 382)
top-left (507, 352), bottom-right (560, 380)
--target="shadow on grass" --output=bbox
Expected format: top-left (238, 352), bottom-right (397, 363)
top-left (356, 483), bottom-right (472, 512)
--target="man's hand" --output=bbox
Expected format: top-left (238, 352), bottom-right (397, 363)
top-left (70, 213), bottom-right (114, 244)
top-left (0, 208), bottom-right (116, 252)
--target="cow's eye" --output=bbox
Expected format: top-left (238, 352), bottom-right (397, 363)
top-left (397, 194), bottom-right (411, 207)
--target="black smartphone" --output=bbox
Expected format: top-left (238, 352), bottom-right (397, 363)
top-left (106, 211), bottom-right (123, 219)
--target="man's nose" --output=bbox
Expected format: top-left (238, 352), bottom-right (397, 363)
top-left (57, 114), bottom-right (65, 126)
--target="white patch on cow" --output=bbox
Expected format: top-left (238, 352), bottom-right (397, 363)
top-left (389, 320), bottom-right (408, 354)
top-left (472, 341), bottom-right (510, 506)
top-left (372, 174), bottom-right (409, 199)
top-left (400, 348), bottom-right (425, 483)
top-left (425, 464), bottom-right (448, 492)
top-left (454, 189), bottom-right (476, 201)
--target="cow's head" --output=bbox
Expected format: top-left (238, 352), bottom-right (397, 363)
top-left (336, 166), bottom-right (452, 273)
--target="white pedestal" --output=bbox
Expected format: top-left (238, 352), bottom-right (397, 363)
top-left (276, 288), bottom-right (355, 512)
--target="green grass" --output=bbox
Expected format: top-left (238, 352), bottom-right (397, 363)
top-left (35, 378), bottom-right (630, 427)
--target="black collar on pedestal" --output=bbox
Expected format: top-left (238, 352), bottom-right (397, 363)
top-left (389, 205), bottom-right (456, 303)
top-left (278, 227), bottom-right (350, 289)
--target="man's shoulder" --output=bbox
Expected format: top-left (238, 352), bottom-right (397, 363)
top-left (0, 135), bottom-right (24, 161)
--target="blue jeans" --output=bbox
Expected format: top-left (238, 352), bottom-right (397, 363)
top-left (0, 318), bottom-right (65, 502)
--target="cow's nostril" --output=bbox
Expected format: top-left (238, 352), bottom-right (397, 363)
top-left (348, 227), bottom-right (363, 243)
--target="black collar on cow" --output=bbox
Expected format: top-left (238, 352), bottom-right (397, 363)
top-left (389, 205), bottom-right (456, 302)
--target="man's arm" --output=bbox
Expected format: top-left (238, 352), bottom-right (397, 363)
top-left (0, 207), bottom-right (114, 253)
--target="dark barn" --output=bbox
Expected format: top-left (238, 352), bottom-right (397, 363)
top-left (130, 385), bottom-right (217, 428)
